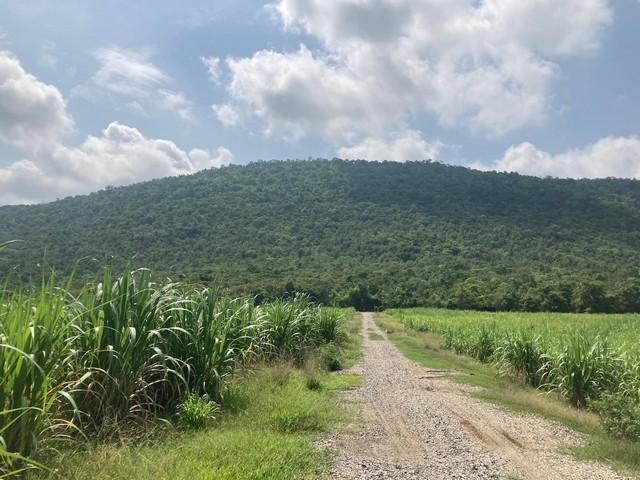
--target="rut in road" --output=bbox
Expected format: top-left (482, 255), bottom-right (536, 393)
top-left (319, 312), bottom-right (632, 480)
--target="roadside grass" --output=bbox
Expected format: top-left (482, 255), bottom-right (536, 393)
top-left (30, 313), bottom-right (363, 480)
top-left (375, 314), bottom-right (503, 387)
top-left (339, 312), bottom-right (364, 369)
top-left (368, 331), bottom-right (385, 341)
top-left (376, 313), bottom-right (640, 474)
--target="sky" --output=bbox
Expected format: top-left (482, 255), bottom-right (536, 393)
top-left (0, 0), bottom-right (639, 205)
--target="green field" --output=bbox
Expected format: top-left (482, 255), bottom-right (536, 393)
top-left (391, 308), bottom-right (640, 354)
top-left (0, 264), bottom-right (359, 478)
top-left (389, 308), bottom-right (640, 439)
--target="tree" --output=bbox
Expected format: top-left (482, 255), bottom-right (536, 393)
top-left (573, 280), bottom-right (608, 313)
top-left (614, 278), bottom-right (640, 313)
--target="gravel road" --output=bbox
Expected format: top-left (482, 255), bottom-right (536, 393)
top-left (318, 312), bottom-right (632, 480)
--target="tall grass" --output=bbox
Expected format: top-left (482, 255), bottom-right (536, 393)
top-left (0, 268), bottom-right (344, 475)
top-left (544, 335), bottom-right (623, 408)
top-left (0, 277), bottom-right (73, 460)
top-left (392, 308), bottom-right (640, 414)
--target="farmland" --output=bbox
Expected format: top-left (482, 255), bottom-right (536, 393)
top-left (389, 308), bottom-right (640, 440)
top-left (2, 265), bottom-right (640, 478)
top-left (0, 263), bottom-right (358, 478)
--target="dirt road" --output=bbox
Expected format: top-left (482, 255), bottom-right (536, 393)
top-left (319, 312), bottom-right (631, 480)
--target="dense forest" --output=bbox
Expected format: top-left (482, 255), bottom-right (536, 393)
top-left (1, 159), bottom-right (640, 312)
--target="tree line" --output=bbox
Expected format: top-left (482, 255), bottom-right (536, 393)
top-left (1, 159), bottom-right (639, 313)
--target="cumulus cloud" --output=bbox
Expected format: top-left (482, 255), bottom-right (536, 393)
top-left (0, 51), bottom-right (73, 149)
top-left (0, 122), bottom-right (235, 204)
top-left (84, 47), bottom-right (194, 121)
top-left (0, 52), bottom-right (234, 205)
top-left (227, 45), bottom-right (403, 142)
top-left (337, 130), bottom-right (441, 162)
top-left (479, 136), bottom-right (640, 178)
top-left (188, 146), bottom-right (234, 169)
top-left (212, 103), bottom-right (240, 126)
top-left (52, 122), bottom-right (222, 184)
top-left (225, 0), bottom-right (612, 139)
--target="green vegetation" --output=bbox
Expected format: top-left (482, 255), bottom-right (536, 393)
top-left (377, 312), bottom-right (640, 472)
top-left (2, 160), bottom-right (640, 312)
top-left (0, 266), bottom-right (354, 477)
top-left (176, 394), bottom-right (219, 430)
top-left (390, 308), bottom-right (640, 412)
top-left (32, 367), bottom-right (361, 480)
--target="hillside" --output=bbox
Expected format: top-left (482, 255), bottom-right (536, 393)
top-left (1, 159), bottom-right (640, 311)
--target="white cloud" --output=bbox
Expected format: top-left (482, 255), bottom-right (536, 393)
top-left (158, 89), bottom-right (194, 122)
top-left (476, 0), bottom-right (613, 57)
top-left (87, 47), bottom-right (194, 121)
top-left (225, 0), bottom-right (612, 139)
top-left (227, 45), bottom-right (402, 142)
top-left (201, 56), bottom-right (222, 84)
top-left (0, 52), bottom-right (233, 205)
top-left (0, 51), bottom-right (73, 149)
top-left (0, 122), bottom-right (235, 204)
top-left (338, 130), bottom-right (441, 162)
top-left (188, 146), bottom-right (234, 170)
top-left (92, 47), bottom-right (169, 97)
top-left (0, 160), bottom-right (59, 205)
top-left (479, 136), bottom-right (640, 178)
top-left (212, 103), bottom-right (240, 127)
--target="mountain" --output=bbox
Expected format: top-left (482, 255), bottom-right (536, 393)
top-left (1, 159), bottom-right (640, 312)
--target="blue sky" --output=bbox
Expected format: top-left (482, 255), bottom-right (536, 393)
top-left (0, 0), bottom-right (639, 204)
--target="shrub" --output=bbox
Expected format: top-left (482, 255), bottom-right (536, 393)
top-left (315, 308), bottom-right (343, 345)
top-left (470, 326), bottom-right (497, 362)
top-left (177, 394), bottom-right (219, 429)
top-left (327, 357), bottom-right (343, 372)
top-left (593, 393), bottom-right (640, 442)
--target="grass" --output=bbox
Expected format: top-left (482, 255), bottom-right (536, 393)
top-left (375, 314), bottom-right (503, 387)
top-left (21, 309), bottom-right (363, 480)
top-left (367, 331), bottom-right (385, 341)
top-left (34, 366), bottom-right (361, 480)
top-left (390, 308), bottom-right (640, 407)
top-left (0, 266), bottom-right (354, 476)
top-left (337, 312), bottom-right (363, 369)
top-left (376, 312), bottom-right (640, 474)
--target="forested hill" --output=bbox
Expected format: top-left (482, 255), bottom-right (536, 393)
top-left (2, 159), bottom-right (640, 312)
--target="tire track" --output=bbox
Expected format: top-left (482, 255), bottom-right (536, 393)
top-left (319, 313), bottom-right (632, 480)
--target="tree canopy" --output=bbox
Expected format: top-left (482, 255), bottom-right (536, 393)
top-left (1, 159), bottom-right (639, 312)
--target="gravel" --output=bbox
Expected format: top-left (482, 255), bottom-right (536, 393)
top-left (317, 313), bottom-right (632, 480)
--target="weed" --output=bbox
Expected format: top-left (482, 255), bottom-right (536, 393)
top-left (177, 394), bottom-right (218, 429)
